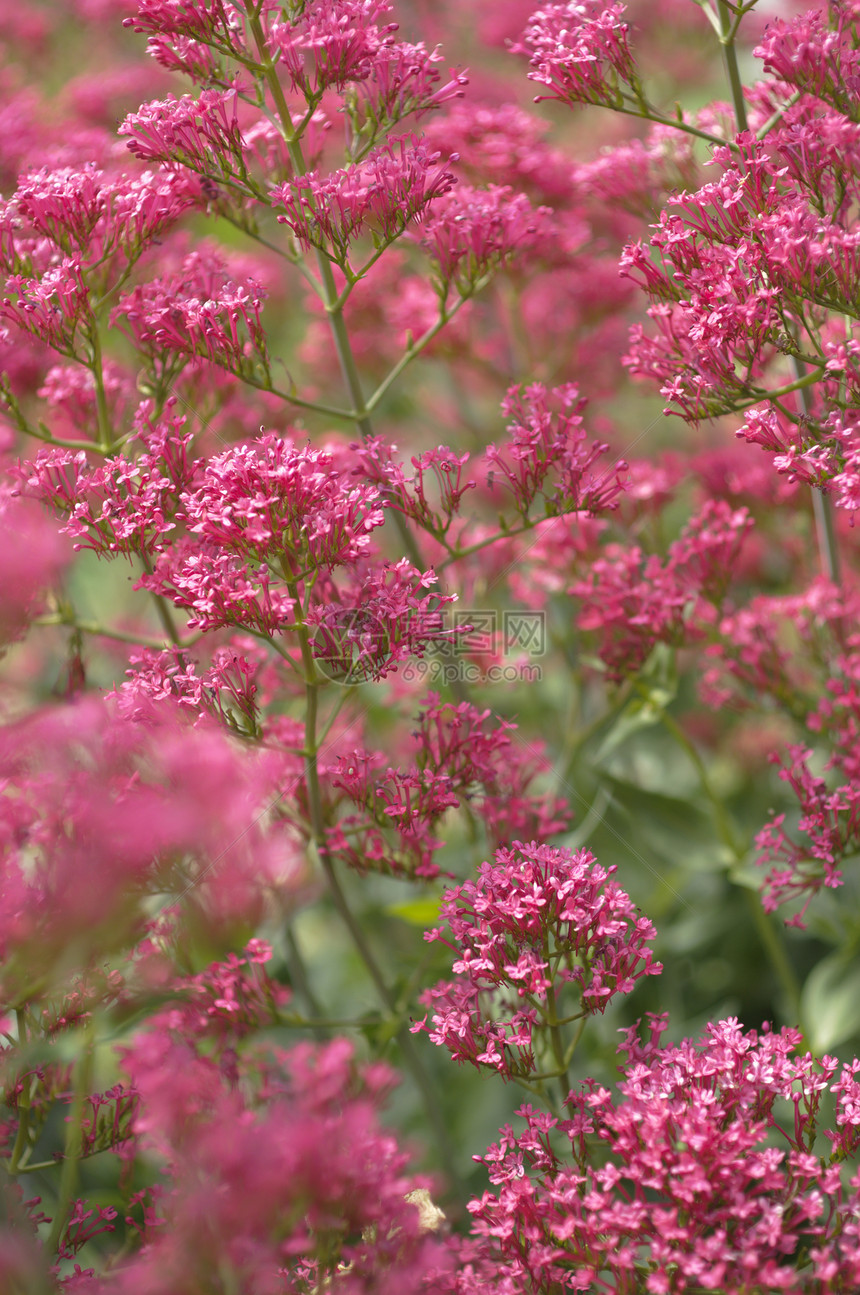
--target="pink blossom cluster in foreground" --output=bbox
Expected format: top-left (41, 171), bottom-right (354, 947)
top-left (3, 0), bottom-right (860, 1291)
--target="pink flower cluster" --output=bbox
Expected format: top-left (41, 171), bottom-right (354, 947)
top-left (486, 381), bottom-right (626, 517)
top-left (414, 841), bottom-right (660, 1077)
top-left (518, 0), bottom-right (638, 109)
top-left (459, 1016), bottom-right (860, 1293)
top-left (272, 135), bottom-right (457, 265)
top-left (573, 499), bottom-right (753, 680)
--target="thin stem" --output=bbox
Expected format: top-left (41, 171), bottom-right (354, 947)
top-left (743, 888), bottom-right (806, 1037)
top-left (46, 1019), bottom-right (95, 1255)
top-left (8, 1011), bottom-right (33, 1174)
top-left (717, 0), bottom-right (749, 133)
top-left (437, 522), bottom-right (534, 570)
top-left (286, 580), bottom-right (464, 1192)
top-left (33, 613), bottom-right (200, 651)
top-left (282, 924), bottom-right (327, 1036)
top-left (248, 377), bottom-right (354, 422)
top-left (756, 90), bottom-right (803, 141)
top-left (364, 297), bottom-right (473, 416)
top-left (791, 354), bottom-right (842, 585)
top-left (616, 98), bottom-right (731, 151)
top-left (140, 553), bottom-right (183, 646)
top-left (543, 956), bottom-right (572, 1109)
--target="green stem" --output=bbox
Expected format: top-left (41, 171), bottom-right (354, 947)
top-left (615, 99), bottom-right (731, 151)
top-left (46, 1020), bottom-right (95, 1255)
top-left (140, 553), bottom-right (183, 646)
top-left (286, 582), bottom-right (463, 1192)
top-left (88, 326), bottom-right (113, 454)
top-left (743, 888), bottom-right (806, 1036)
top-left (756, 90), bottom-right (803, 141)
top-left (543, 958), bottom-right (572, 1109)
top-left (437, 522), bottom-right (533, 569)
top-left (717, 0), bottom-right (749, 133)
top-left (791, 354), bottom-right (842, 585)
top-left (364, 297), bottom-right (474, 417)
top-left (8, 1011), bottom-right (32, 1174)
top-left (33, 613), bottom-right (200, 651)
top-left (282, 923), bottom-right (327, 1036)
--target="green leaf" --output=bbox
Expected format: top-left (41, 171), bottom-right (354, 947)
top-left (801, 953), bottom-right (860, 1052)
top-left (385, 898), bottom-right (442, 927)
top-left (591, 645), bottom-right (679, 766)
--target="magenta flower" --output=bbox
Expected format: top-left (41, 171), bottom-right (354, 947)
top-left (120, 88), bottom-right (249, 184)
top-left (518, 0), bottom-right (638, 110)
top-left (461, 1016), bottom-right (860, 1294)
top-left (272, 134), bottom-right (456, 265)
top-left (573, 498), bottom-right (753, 680)
top-left (307, 558), bottom-right (457, 682)
top-left (485, 381), bottom-right (626, 518)
top-left (115, 247), bottom-right (269, 383)
top-left (414, 841), bottom-right (660, 1079)
top-left (418, 184), bottom-right (552, 296)
top-left (267, 0), bottom-right (398, 101)
top-left (755, 2), bottom-right (860, 121)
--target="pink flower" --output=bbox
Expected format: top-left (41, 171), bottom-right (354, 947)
top-left (267, 0), bottom-right (399, 101)
top-left (463, 1017), bottom-right (860, 1292)
top-left (485, 381), bottom-right (626, 518)
top-left (755, 2), bottom-right (860, 121)
top-left (271, 134), bottom-right (457, 265)
top-left (0, 490), bottom-right (71, 641)
top-left (414, 841), bottom-right (660, 1078)
top-left (114, 247), bottom-right (269, 383)
top-left (573, 499), bottom-right (753, 680)
top-left (307, 558), bottom-right (458, 682)
top-left (418, 183), bottom-right (553, 296)
top-left (120, 88), bottom-right (249, 183)
top-left (517, 0), bottom-right (638, 110)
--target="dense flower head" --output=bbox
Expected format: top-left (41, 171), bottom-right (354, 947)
top-left (182, 433), bottom-right (385, 574)
top-left (267, 0), bottom-right (399, 101)
top-left (1, 256), bottom-right (92, 358)
top-left (119, 88), bottom-right (249, 183)
top-left (573, 498), bottom-right (753, 680)
top-left (22, 420), bottom-right (198, 560)
top-left (141, 539), bottom-right (298, 635)
top-left (412, 694), bottom-right (572, 845)
top-left (112, 1024), bottom-right (450, 1293)
top-left (114, 246), bottom-right (269, 383)
top-left (518, 0), bottom-right (638, 110)
top-left (124, 0), bottom-right (246, 47)
top-left (3, 165), bottom-right (198, 271)
top-left (307, 558), bottom-right (458, 682)
top-left (414, 841), bottom-right (660, 1077)
top-left (272, 134), bottom-right (457, 264)
top-left (485, 381), bottom-right (626, 517)
top-left (755, 1), bottom-right (860, 121)
top-left (460, 1016), bottom-right (860, 1294)
top-left (346, 40), bottom-right (468, 149)
top-left (418, 184), bottom-right (553, 296)
top-left (117, 644), bottom-right (264, 738)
